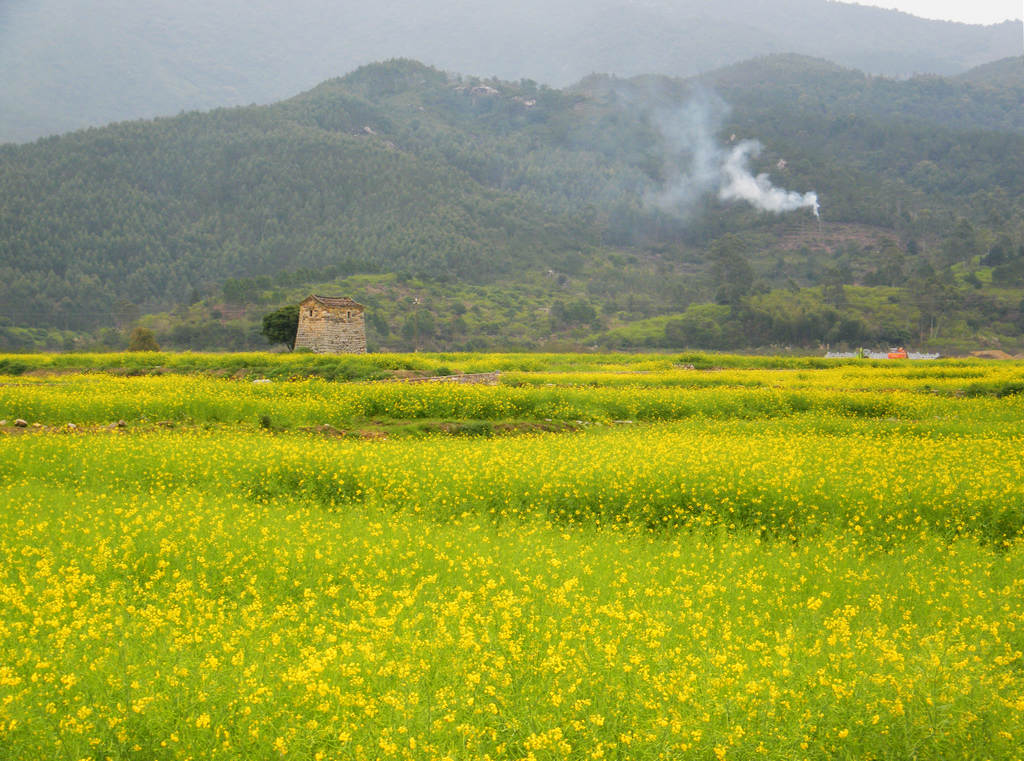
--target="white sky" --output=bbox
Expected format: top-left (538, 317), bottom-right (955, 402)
top-left (846, 0), bottom-right (1023, 25)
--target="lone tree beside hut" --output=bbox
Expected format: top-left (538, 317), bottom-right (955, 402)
top-left (128, 326), bottom-right (160, 351)
top-left (261, 304), bottom-right (300, 350)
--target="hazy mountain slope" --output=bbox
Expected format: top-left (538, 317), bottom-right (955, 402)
top-left (2, 55), bottom-right (1023, 344)
top-left (955, 56), bottom-right (1024, 88)
top-left (701, 54), bottom-right (1024, 135)
top-left (0, 68), bottom-right (597, 328)
top-left (1, 0), bottom-right (1019, 143)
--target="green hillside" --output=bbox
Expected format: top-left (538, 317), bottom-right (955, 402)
top-left (1, 57), bottom-right (1023, 353)
top-left (956, 55), bottom-right (1024, 88)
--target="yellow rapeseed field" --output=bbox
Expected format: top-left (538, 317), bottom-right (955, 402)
top-left (1, 354), bottom-right (1022, 760)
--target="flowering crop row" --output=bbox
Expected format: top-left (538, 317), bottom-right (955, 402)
top-left (1, 360), bottom-right (1022, 759)
top-left (2, 369), bottom-right (1023, 430)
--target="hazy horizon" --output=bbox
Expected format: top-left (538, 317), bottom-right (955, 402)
top-left (1, 0), bottom-right (1020, 143)
top-left (849, 0), bottom-right (1022, 24)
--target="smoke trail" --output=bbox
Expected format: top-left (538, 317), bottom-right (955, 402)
top-left (643, 91), bottom-right (820, 218)
top-left (644, 90), bottom-right (728, 214)
top-left (719, 140), bottom-right (819, 216)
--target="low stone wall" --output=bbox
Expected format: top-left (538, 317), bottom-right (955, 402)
top-left (400, 371), bottom-right (501, 385)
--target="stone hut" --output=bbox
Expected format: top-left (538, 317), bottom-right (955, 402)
top-left (294, 295), bottom-right (367, 354)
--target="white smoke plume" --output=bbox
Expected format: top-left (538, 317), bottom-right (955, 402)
top-left (644, 90), bottom-right (820, 218)
top-left (720, 140), bottom-right (820, 216)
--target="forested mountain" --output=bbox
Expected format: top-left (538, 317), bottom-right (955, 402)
top-left (1, 0), bottom-right (1020, 143)
top-left (704, 55), bottom-right (1024, 135)
top-left (2, 56), bottom-right (1023, 353)
top-left (957, 55), bottom-right (1024, 88)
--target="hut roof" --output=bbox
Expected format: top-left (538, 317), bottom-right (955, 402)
top-left (304, 295), bottom-right (363, 309)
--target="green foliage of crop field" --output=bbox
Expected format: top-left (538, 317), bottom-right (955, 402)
top-left (0, 347), bottom-right (1020, 377)
top-left (2, 354), bottom-right (1023, 759)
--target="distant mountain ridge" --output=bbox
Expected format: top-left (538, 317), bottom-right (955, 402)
top-left (0, 0), bottom-right (1020, 143)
